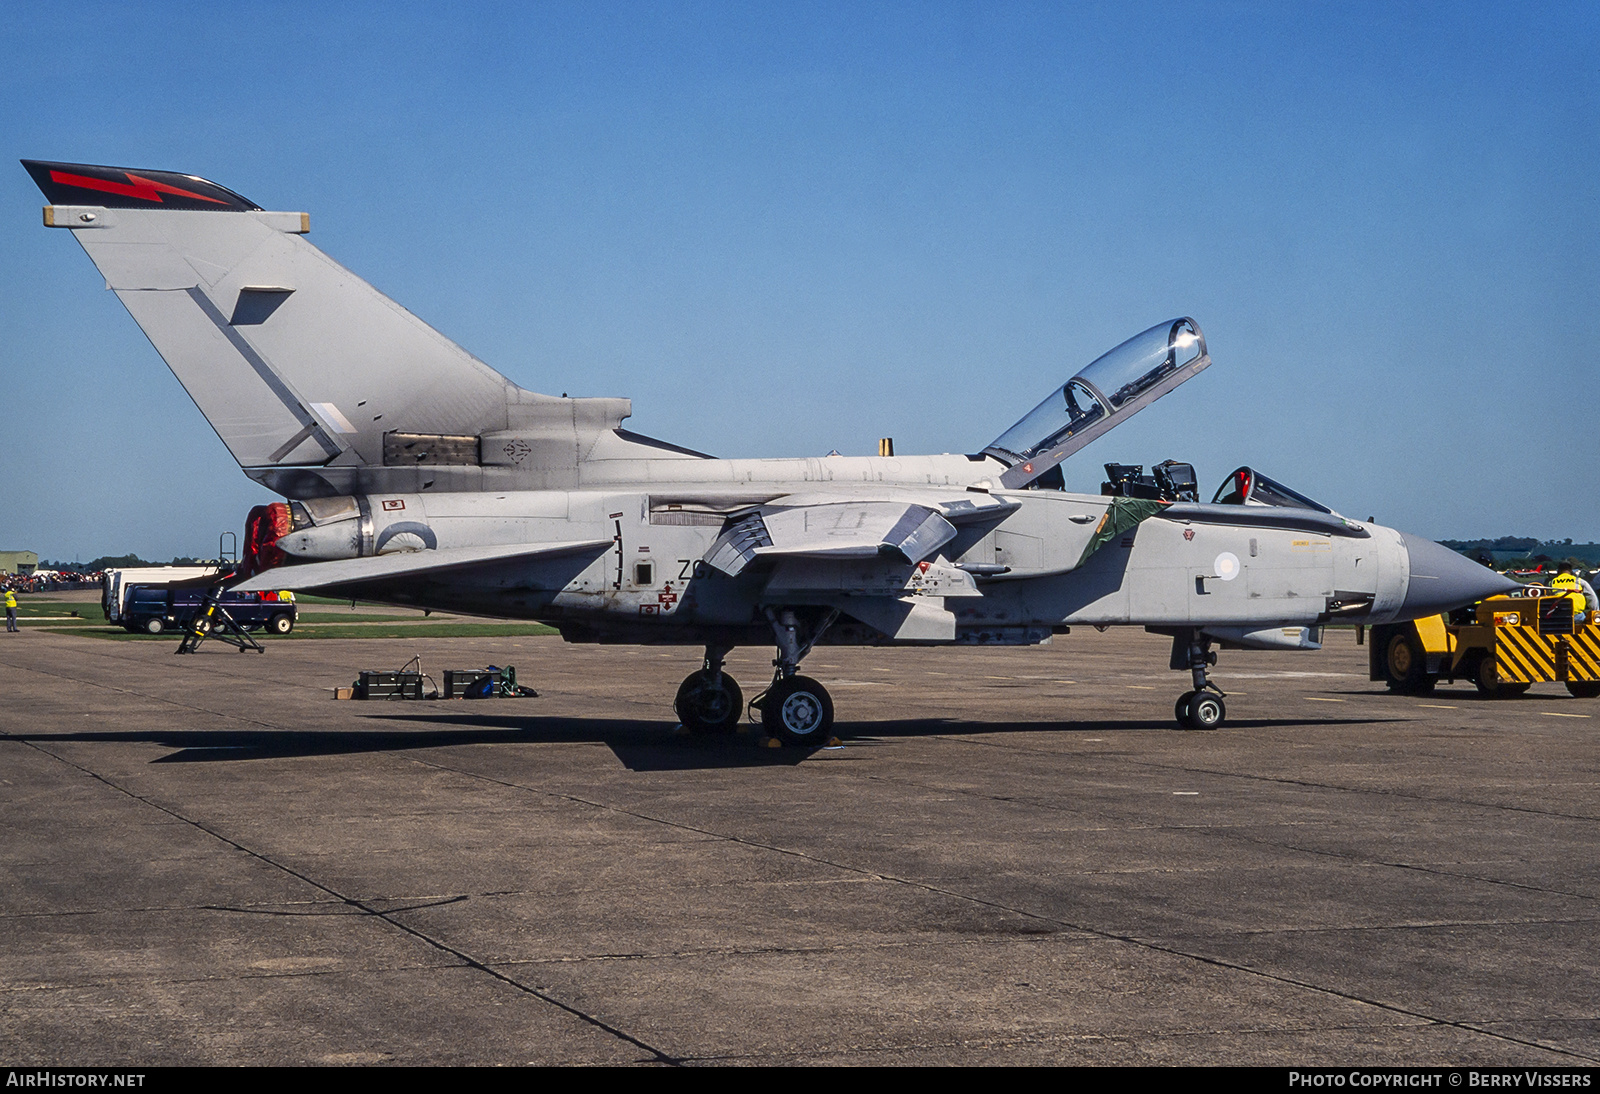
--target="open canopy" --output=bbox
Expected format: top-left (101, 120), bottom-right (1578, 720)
top-left (986, 318), bottom-right (1210, 489)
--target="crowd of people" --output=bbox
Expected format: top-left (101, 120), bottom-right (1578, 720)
top-left (1, 570), bottom-right (104, 595)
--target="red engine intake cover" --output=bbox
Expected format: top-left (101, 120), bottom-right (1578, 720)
top-left (240, 502), bottom-right (292, 579)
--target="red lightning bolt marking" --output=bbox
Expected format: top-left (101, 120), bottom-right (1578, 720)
top-left (49, 169), bottom-right (227, 205)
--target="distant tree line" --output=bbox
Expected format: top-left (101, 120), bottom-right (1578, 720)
top-left (1439, 538), bottom-right (1600, 569)
top-left (39, 556), bottom-right (211, 572)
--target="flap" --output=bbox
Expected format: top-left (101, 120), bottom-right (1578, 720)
top-left (704, 501), bottom-right (958, 577)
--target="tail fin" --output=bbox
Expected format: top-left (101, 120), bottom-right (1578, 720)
top-left (26, 160), bottom-right (539, 491)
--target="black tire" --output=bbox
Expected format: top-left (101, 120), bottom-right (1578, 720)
top-left (1186, 692), bottom-right (1225, 730)
top-left (143, 617), bottom-right (164, 635)
top-left (267, 613), bottom-right (293, 635)
top-left (674, 669), bottom-right (743, 734)
top-left (1566, 681), bottom-right (1600, 699)
top-left (1383, 630), bottom-right (1430, 693)
top-left (1174, 691), bottom-right (1195, 727)
top-left (761, 675), bottom-right (835, 746)
top-left (193, 617), bottom-right (212, 635)
top-left (1472, 654), bottom-right (1526, 698)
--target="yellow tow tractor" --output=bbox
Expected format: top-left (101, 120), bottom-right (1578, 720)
top-left (1370, 584), bottom-right (1600, 698)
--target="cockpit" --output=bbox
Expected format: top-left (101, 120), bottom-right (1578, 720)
top-left (1098, 462), bottom-right (1342, 520)
top-left (1210, 467), bottom-right (1333, 513)
top-left (985, 318), bottom-right (1210, 490)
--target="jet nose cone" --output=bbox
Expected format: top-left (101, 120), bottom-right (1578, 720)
top-left (1399, 533), bottom-right (1519, 618)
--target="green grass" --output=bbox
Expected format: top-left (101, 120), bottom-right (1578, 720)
top-left (10, 604), bottom-right (100, 619)
top-left (8, 592), bottom-right (555, 637)
top-left (45, 622), bottom-right (558, 641)
top-left (294, 595), bottom-right (397, 606)
top-left (280, 623), bottom-right (558, 639)
top-left (295, 611), bottom-right (438, 623)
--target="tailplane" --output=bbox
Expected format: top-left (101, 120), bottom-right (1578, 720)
top-left (27, 159), bottom-right (647, 497)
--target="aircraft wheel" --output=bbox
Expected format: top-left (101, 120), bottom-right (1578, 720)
top-left (193, 617), bottom-right (212, 635)
top-left (267, 613), bottom-right (293, 635)
top-left (1185, 692), bottom-right (1225, 731)
top-left (1567, 681), bottom-right (1600, 699)
top-left (674, 670), bottom-right (744, 734)
top-left (1174, 691), bottom-right (1195, 727)
top-left (1383, 631), bottom-right (1428, 693)
top-left (143, 617), bottom-right (164, 635)
top-left (761, 675), bottom-right (834, 746)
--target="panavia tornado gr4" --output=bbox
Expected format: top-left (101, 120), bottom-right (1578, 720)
top-left (25, 159), bottom-right (1515, 741)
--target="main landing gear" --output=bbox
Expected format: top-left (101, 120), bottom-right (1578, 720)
top-left (1172, 631), bottom-right (1226, 731)
top-left (752, 608), bottom-right (840, 746)
top-left (759, 674), bottom-right (835, 747)
top-left (674, 643), bottom-right (743, 734)
top-left (671, 609), bottom-right (840, 746)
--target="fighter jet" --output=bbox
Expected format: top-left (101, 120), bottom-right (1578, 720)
top-left (23, 159), bottom-right (1514, 741)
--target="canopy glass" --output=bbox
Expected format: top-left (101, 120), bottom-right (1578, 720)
top-left (986, 318), bottom-right (1209, 488)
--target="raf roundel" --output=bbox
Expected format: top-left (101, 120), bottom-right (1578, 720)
top-left (1214, 552), bottom-right (1241, 581)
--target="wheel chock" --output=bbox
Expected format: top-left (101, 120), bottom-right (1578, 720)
top-left (760, 736), bottom-right (782, 748)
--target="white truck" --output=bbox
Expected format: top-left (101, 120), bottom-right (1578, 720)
top-left (101, 567), bottom-right (223, 626)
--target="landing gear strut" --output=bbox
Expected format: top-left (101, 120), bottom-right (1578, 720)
top-left (1171, 631), bottom-right (1226, 730)
top-left (674, 643), bottom-right (743, 734)
top-left (752, 607), bottom-right (839, 746)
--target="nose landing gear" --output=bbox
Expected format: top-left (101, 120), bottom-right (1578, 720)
top-left (1172, 631), bottom-right (1226, 730)
top-left (1174, 688), bottom-right (1226, 730)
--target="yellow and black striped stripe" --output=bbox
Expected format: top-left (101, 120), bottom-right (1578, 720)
top-left (1568, 627), bottom-right (1600, 683)
top-left (1495, 625), bottom-right (1556, 683)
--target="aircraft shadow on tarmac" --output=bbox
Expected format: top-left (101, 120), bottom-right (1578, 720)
top-left (6, 713), bottom-right (1408, 772)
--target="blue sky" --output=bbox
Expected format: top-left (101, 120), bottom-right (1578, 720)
top-left (2, 1), bottom-right (1595, 561)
